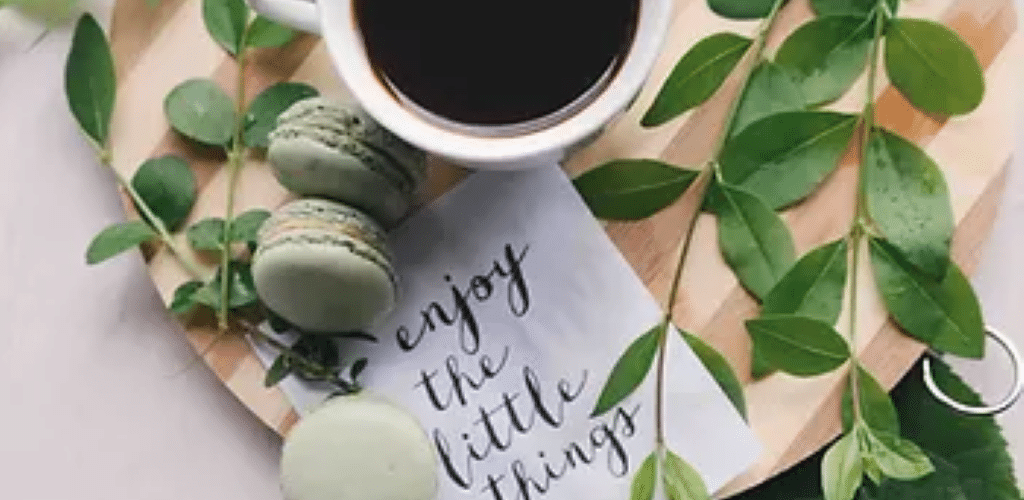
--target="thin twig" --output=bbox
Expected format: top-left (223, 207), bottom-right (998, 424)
top-left (653, 0), bottom-right (788, 446)
top-left (848, 1), bottom-right (887, 425)
top-left (218, 36), bottom-right (252, 330)
top-left (236, 318), bottom-right (356, 393)
top-left (95, 146), bottom-right (210, 281)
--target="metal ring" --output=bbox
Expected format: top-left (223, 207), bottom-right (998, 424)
top-left (922, 326), bottom-right (1023, 416)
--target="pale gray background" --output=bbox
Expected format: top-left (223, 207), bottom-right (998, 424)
top-left (0, 2), bottom-right (1021, 498)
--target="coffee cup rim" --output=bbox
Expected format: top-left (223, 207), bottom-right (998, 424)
top-left (319, 0), bottom-right (674, 166)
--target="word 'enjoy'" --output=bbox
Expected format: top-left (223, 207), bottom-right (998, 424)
top-left (397, 243), bottom-right (531, 355)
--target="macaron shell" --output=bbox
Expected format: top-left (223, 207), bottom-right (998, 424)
top-left (253, 230), bottom-right (396, 333)
top-left (268, 134), bottom-right (412, 227)
top-left (280, 395), bottom-right (438, 500)
top-left (277, 99), bottom-right (427, 188)
top-left (344, 108), bottom-right (427, 188)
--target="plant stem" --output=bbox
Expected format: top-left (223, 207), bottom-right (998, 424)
top-left (653, 0), bottom-right (787, 447)
top-left (848, 3), bottom-right (888, 425)
top-left (710, 0), bottom-right (784, 162)
top-left (218, 42), bottom-right (251, 330)
top-left (237, 318), bottom-right (356, 393)
top-left (97, 147), bottom-right (210, 281)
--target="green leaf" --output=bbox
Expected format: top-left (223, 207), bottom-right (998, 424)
top-left (811, 0), bottom-right (898, 18)
top-left (746, 314), bottom-right (850, 376)
top-left (865, 452), bottom-right (966, 500)
top-left (630, 453), bottom-right (658, 500)
top-left (663, 450), bottom-right (711, 500)
top-left (864, 457), bottom-right (884, 486)
top-left (573, 160), bottom-right (699, 220)
top-left (712, 184), bottom-right (796, 300)
top-left (728, 358), bottom-right (1021, 500)
top-left (750, 349), bottom-right (775, 380)
top-left (264, 355), bottom-right (291, 387)
top-left (885, 19), bottom-right (984, 116)
top-left (164, 78), bottom-right (236, 146)
top-left (202, 0), bottom-right (248, 56)
top-left (86, 220), bottom-right (156, 264)
top-left (720, 111), bottom-right (857, 209)
top-left (350, 358), bottom-right (368, 381)
top-left (641, 33), bottom-right (752, 127)
top-left (869, 238), bottom-right (984, 358)
top-left (591, 325), bottom-right (662, 417)
top-left (131, 155), bottom-right (196, 231)
top-left (187, 218), bottom-right (226, 251)
top-left (861, 427), bottom-right (934, 481)
top-left (681, 331), bottom-right (747, 419)
top-left (230, 209), bottom-right (271, 243)
top-left (169, 280), bottom-right (204, 315)
top-left (841, 365), bottom-right (900, 435)
top-left (707, 0), bottom-right (778, 19)
top-left (822, 430), bottom-right (864, 500)
top-left (191, 282), bottom-right (219, 309)
top-left (763, 239), bottom-right (848, 324)
top-left (192, 261), bottom-right (258, 309)
top-left (292, 336), bottom-right (341, 378)
top-left (267, 308), bottom-right (293, 333)
top-left (893, 360), bottom-right (1022, 500)
top-left (775, 16), bottom-right (873, 105)
top-left (864, 128), bottom-right (953, 279)
top-left (728, 62), bottom-right (805, 137)
top-left (243, 82), bottom-right (319, 148)
top-left (11, 0), bottom-right (77, 25)
top-left (65, 14), bottom-right (116, 147)
top-left (245, 16), bottom-right (296, 49)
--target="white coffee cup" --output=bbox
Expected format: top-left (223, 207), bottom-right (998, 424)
top-left (248, 0), bottom-right (673, 170)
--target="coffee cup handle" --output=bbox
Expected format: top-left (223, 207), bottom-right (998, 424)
top-left (247, 0), bottom-right (321, 35)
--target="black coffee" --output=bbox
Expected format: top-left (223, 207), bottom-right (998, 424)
top-left (354, 0), bottom-right (640, 126)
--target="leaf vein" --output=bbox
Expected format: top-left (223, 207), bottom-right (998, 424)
top-left (760, 328), bottom-right (846, 360)
top-left (676, 39), bottom-right (751, 92)
top-left (740, 116), bottom-right (854, 186)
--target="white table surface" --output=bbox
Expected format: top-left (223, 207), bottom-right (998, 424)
top-left (1, 2), bottom-right (1022, 498)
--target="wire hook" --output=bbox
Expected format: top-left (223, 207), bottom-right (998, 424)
top-left (922, 325), bottom-right (1023, 416)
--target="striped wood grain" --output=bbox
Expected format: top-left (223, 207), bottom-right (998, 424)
top-left (107, 0), bottom-right (1019, 494)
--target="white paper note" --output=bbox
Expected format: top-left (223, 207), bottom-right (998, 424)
top-left (252, 165), bottom-right (760, 499)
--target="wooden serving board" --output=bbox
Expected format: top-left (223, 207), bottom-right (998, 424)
top-left (108, 0), bottom-right (1020, 495)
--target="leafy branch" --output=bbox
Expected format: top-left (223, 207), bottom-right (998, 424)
top-left (583, 1), bottom-right (790, 498)
top-left (732, 358), bottom-right (1021, 500)
top-left (577, 0), bottom-right (990, 498)
top-left (164, 0), bottom-right (316, 328)
top-left (67, 15), bottom-right (209, 280)
top-left (219, 18), bottom-right (253, 332)
top-left (65, 6), bottom-right (347, 393)
top-left (238, 318), bottom-right (367, 395)
top-left (818, 3), bottom-right (987, 499)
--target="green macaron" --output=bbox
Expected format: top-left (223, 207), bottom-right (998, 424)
top-left (280, 395), bottom-right (437, 500)
top-left (252, 198), bottom-right (396, 333)
top-left (267, 98), bottom-right (427, 228)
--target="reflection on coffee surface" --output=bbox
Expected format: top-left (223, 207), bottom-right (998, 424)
top-left (354, 0), bottom-right (640, 126)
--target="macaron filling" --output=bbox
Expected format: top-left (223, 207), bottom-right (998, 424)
top-left (260, 200), bottom-right (391, 259)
